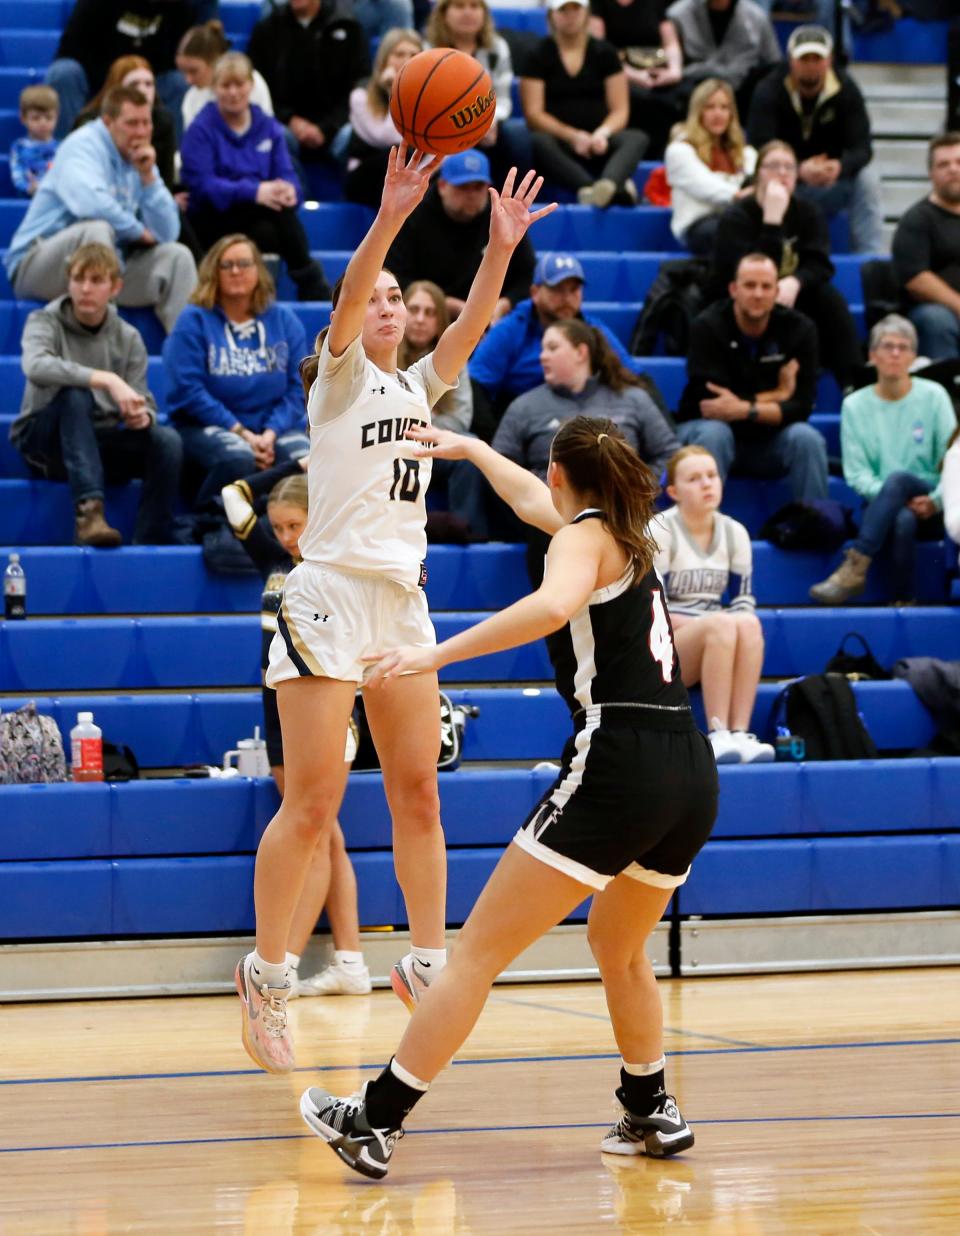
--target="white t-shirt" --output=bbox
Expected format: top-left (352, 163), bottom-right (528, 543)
top-left (652, 506), bottom-right (755, 615)
top-left (182, 70), bottom-right (274, 130)
top-left (300, 333), bottom-right (454, 590)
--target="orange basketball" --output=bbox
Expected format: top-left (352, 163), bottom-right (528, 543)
top-left (390, 47), bottom-right (495, 157)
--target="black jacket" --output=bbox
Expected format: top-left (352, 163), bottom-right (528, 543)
top-left (56, 0), bottom-right (193, 93)
top-left (678, 300), bottom-right (818, 435)
top-left (386, 184), bottom-right (536, 307)
top-left (747, 64), bottom-right (873, 180)
top-left (247, 1), bottom-right (369, 138)
top-left (710, 194), bottom-right (835, 293)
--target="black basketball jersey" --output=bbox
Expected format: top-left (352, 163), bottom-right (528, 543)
top-left (545, 510), bottom-right (689, 717)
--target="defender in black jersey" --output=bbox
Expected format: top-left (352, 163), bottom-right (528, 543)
top-left (300, 416), bottom-right (719, 1179)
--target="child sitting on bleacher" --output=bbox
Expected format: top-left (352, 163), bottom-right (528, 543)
top-left (652, 444), bottom-right (774, 764)
top-left (221, 468), bottom-right (371, 998)
top-left (9, 86), bottom-right (59, 197)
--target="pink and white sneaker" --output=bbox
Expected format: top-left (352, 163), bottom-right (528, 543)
top-left (390, 955), bottom-right (430, 1014)
top-left (235, 954), bottom-right (295, 1074)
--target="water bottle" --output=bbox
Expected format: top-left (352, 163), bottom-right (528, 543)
top-left (4, 553), bottom-right (26, 620)
top-left (71, 712), bottom-right (104, 782)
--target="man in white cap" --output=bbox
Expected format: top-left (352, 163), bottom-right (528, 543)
top-left (747, 24), bottom-right (884, 254)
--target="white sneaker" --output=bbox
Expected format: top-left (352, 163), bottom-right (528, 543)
top-left (297, 960), bottom-right (372, 997)
top-left (731, 731), bottom-right (775, 764)
top-left (708, 727), bottom-right (741, 764)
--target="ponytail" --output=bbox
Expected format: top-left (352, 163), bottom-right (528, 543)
top-left (298, 275), bottom-right (345, 396)
top-left (549, 319), bottom-right (640, 394)
top-left (551, 416), bottom-right (660, 582)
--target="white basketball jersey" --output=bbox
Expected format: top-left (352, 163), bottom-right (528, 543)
top-left (652, 506), bottom-right (755, 615)
top-left (299, 333), bottom-right (453, 590)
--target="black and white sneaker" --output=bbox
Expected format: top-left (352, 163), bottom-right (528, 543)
top-left (300, 1083), bottom-right (403, 1179)
top-left (600, 1090), bottom-right (695, 1158)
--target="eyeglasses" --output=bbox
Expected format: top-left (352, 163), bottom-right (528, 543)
top-left (761, 161), bottom-right (797, 174)
top-left (219, 259), bottom-right (255, 272)
top-left (875, 340), bottom-right (914, 353)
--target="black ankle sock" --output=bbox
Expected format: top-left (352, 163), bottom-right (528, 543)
top-left (364, 1061), bottom-right (426, 1131)
top-left (619, 1066), bottom-right (666, 1116)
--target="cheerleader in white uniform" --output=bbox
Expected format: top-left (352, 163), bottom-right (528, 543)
top-left (234, 146), bottom-right (556, 1074)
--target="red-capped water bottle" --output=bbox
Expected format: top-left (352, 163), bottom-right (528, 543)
top-left (71, 711), bottom-right (104, 782)
top-left (4, 553), bottom-right (26, 620)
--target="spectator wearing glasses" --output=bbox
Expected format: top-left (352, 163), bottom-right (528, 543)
top-left (810, 314), bottom-right (956, 605)
top-left (163, 233), bottom-right (309, 506)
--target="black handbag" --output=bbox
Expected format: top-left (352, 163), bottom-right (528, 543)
top-left (823, 632), bottom-right (890, 681)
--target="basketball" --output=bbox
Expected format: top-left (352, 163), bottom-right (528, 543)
top-left (390, 47), bottom-right (496, 157)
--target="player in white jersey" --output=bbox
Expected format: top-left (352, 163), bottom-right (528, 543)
top-left (235, 145), bottom-right (556, 1074)
top-left (651, 445), bottom-right (773, 765)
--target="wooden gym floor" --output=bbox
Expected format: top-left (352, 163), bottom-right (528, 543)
top-left (0, 967), bottom-right (958, 1234)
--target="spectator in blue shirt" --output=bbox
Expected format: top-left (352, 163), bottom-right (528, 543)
top-left (9, 86), bottom-right (59, 197)
top-left (5, 85), bottom-right (196, 334)
top-left (163, 233), bottom-right (310, 505)
top-left (180, 52), bottom-right (329, 301)
top-left (469, 251), bottom-right (647, 426)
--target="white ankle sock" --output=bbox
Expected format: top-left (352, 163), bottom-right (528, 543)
top-left (250, 950), bottom-right (288, 989)
top-left (411, 946), bottom-right (446, 980)
top-left (390, 1056), bottom-right (430, 1092)
top-left (622, 1055), bottom-right (666, 1076)
top-left (285, 951), bottom-right (300, 970)
top-left (334, 949), bottom-right (365, 970)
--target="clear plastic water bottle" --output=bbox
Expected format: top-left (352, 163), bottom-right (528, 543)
top-left (71, 712), bottom-right (104, 782)
top-left (4, 553), bottom-right (26, 620)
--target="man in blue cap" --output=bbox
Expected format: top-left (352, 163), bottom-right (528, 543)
top-left (386, 148), bottom-right (536, 320)
top-left (470, 251), bottom-right (647, 419)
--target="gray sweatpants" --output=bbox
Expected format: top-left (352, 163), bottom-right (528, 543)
top-left (12, 219), bottom-right (197, 333)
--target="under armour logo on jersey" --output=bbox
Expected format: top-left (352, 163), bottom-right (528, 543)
top-left (313, 613), bottom-right (330, 622)
top-left (371, 385), bottom-right (386, 395)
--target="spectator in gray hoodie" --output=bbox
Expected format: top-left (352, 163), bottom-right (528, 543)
top-left (11, 242), bottom-right (182, 547)
top-left (492, 317), bottom-right (679, 580)
top-left (666, 0), bottom-right (781, 105)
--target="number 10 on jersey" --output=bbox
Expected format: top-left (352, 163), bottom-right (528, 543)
top-left (390, 458), bottom-right (421, 502)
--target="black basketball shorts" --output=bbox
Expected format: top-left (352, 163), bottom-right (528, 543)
top-left (513, 709), bottom-right (719, 891)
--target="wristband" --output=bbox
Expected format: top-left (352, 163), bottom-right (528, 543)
top-left (747, 404), bottom-right (759, 422)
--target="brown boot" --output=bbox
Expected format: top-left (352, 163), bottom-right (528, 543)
top-left (74, 499), bottom-right (122, 548)
top-left (809, 548), bottom-right (871, 606)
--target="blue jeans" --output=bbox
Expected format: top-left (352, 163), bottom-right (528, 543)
top-left (15, 388), bottom-right (183, 543)
top-left (909, 303), bottom-right (960, 361)
top-left (795, 163), bottom-right (885, 255)
top-left (851, 470), bottom-right (936, 599)
top-left (677, 420), bottom-right (829, 501)
top-left (45, 59), bottom-right (187, 140)
top-left (177, 422), bottom-right (310, 505)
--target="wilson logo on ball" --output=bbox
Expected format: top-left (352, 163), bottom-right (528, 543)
top-left (449, 87), bottom-right (496, 131)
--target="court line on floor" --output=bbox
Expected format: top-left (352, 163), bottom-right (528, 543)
top-left (1, 1036), bottom-right (957, 1090)
top-left (489, 993), bottom-right (760, 1047)
top-left (3, 1112), bottom-right (959, 1156)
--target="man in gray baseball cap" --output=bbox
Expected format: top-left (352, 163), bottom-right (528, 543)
top-left (747, 23), bottom-right (884, 253)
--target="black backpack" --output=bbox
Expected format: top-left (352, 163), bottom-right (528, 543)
top-left (351, 692), bottom-right (478, 772)
top-left (775, 673), bottom-right (878, 761)
top-left (630, 258), bottom-right (710, 357)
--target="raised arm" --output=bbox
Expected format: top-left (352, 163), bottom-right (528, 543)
top-left (432, 168), bottom-right (556, 382)
top-left (327, 145), bottom-right (438, 358)
top-left (407, 424), bottom-right (564, 535)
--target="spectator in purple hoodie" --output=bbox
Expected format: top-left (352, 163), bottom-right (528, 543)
top-left (180, 52), bottom-right (329, 300)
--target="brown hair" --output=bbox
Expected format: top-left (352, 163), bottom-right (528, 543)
top-left (299, 270), bottom-right (398, 395)
top-left (929, 131), bottom-right (960, 168)
top-left (212, 51), bottom-right (254, 87)
top-left (756, 139), bottom-right (797, 170)
top-left (398, 279), bottom-right (449, 368)
top-left (678, 78), bottom-right (747, 171)
top-left (546, 319), bottom-right (641, 394)
top-left (19, 85), bottom-right (59, 116)
top-left (268, 473), bottom-right (308, 512)
top-left (665, 444), bottom-right (716, 487)
top-left (550, 416), bottom-right (660, 582)
top-left (178, 20), bottom-right (231, 63)
top-left (67, 242), bottom-right (121, 282)
top-left (80, 57), bottom-right (152, 124)
top-left (190, 234), bottom-right (275, 315)
top-left (101, 84), bottom-right (150, 120)
top-left (427, 0), bottom-right (496, 51)
top-left (367, 28), bottom-right (424, 119)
